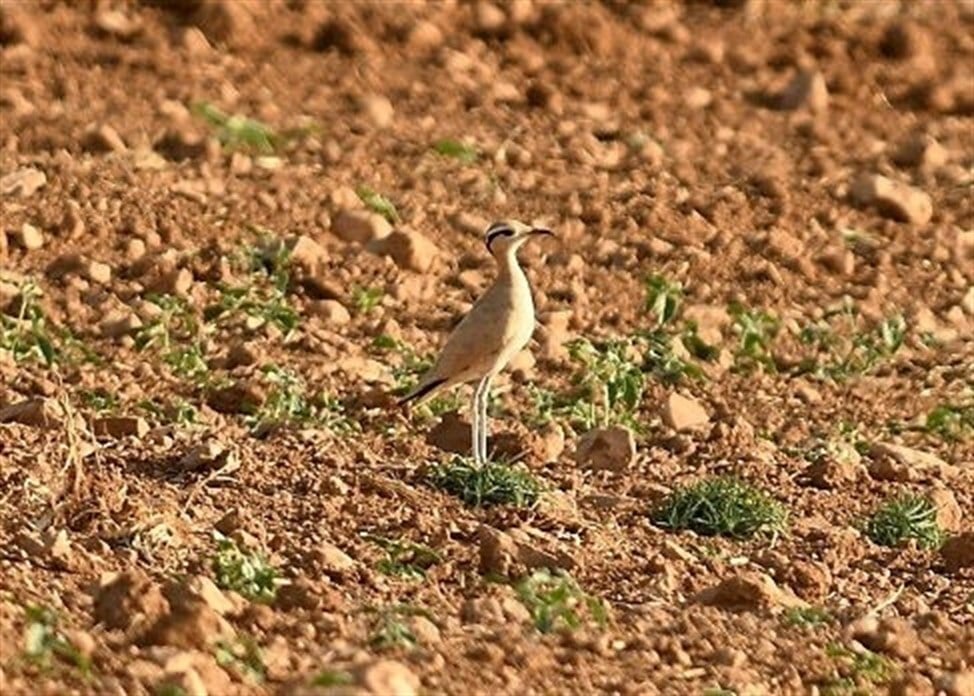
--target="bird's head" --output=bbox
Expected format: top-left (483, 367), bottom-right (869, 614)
top-left (483, 219), bottom-right (554, 257)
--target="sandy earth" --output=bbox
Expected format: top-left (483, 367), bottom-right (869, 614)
top-left (0, 1), bottom-right (972, 695)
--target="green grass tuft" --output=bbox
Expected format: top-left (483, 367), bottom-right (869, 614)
top-left (515, 569), bottom-right (608, 634)
top-left (356, 185), bottom-right (400, 223)
top-left (863, 493), bottom-right (944, 550)
top-left (211, 533), bottom-right (279, 603)
top-left (653, 476), bottom-right (787, 539)
top-left (644, 274), bottom-right (683, 327)
top-left (432, 138), bottom-right (478, 164)
top-left (364, 535), bottom-right (441, 581)
top-left (783, 606), bottom-right (832, 628)
top-left (925, 402), bottom-right (974, 442)
top-left (23, 605), bottom-right (91, 676)
top-left (427, 457), bottom-right (541, 508)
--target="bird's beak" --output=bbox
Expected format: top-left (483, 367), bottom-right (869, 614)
top-left (529, 227), bottom-right (554, 237)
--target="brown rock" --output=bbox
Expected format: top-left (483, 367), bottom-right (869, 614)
top-left (868, 442), bottom-right (956, 482)
top-left (312, 17), bottom-right (373, 54)
top-left (184, 576), bottom-right (235, 616)
top-left (155, 668), bottom-right (208, 696)
top-left (360, 94), bottom-right (394, 128)
top-left (331, 209), bottom-right (392, 245)
top-left (309, 299), bottom-right (351, 325)
top-left (426, 412), bottom-right (471, 454)
top-left (781, 560), bottom-right (832, 601)
top-left (0, 167), bottom-right (46, 197)
top-left (893, 134), bottom-right (948, 170)
top-left (316, 541), bottom-right (356, 577)
top-left (888, 673), bottom-right (936, 696)
top-left (11, 222), bottom-right (43, 250)
top-left (852, 616), bottom-right (920, 659)
top-left (141, 598), bottom-right (234, 649)
top-left (371, 229), bottom-right (440, 273)
top-left (850, 173), bottom-right (933, 225)
top-left (575, 426), bottom-right (636, 471)
top-left (805, 445), bottom-right (863, 489)
top-left (355, 659), bottom-right (420, 696)
top-left (879, 20), bottom-right (931, 60)
top-left (538, 309), bottom-right (573, 360)
top-left (474, 1), bottom-right (507, 35)
top-left (662, 392), bottom-right (710, 431)
top-left (161, 651), bottom-right (233, 696)
top-left (225, 340), bottom-right (259, 368)
top-left (83, 259), bottom-right (112, 285)
top-left (94, 571), bottom-right (169, 632)
top-left (929, 487), bottom-right (963, 532)
top-left (179, 441), bottom-right (235, 473)
top-left (937, 670), bottom-right (974, 696)
top-left (940, 533), bottom-right (974, 573)
top-left (287, 235), bottom-right (327, 275)
top-left (773, 69), bottom-right (828, 112)
top-left (407, 20), bottom-right (443, 52)
top-left (94, 9), bottom-right (142, 40)
top-left (683, 304), bottom-right (730, 345)
top-left (146, 267), bottom-right (194, 296)
top-left (0, 398), bottom-right (64, 429)
top-left (82, 123), bottom-right (127, 153)
top-left (193, 0), bottom-right (255, 47)
top-left (696, 572), bottom-right (806, 612)
top-left (99, 309), bottom-right (142, 338)
top-left (206, 381), bottom-right (264, 414)
top-left (92, 416), bottom-right (149, 440)
top-left (478, 524), bottom-right (565, 577)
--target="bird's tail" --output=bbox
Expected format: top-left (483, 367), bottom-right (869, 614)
top-left (397, 377), bottom-right (447, 407)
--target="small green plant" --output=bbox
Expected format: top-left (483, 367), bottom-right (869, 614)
top-left (215, 636), bottom-right (265, 684)
top-left (368, 605), bottom-right (431, 650)
top-left (356, 185), bottom-right (400, 223)
top-left (23, 605), bottom-right (91, 675)
top-left (211, 532), bottom-right (279, 603)
top-left (639, 329), bottom-right (706, 385)
top-left (432, 138), bottom-right (478, 164)
top-left (703, 690), bottom-right (737, 696)
top-left (139, 397), bottom-right (199, 426)
top-left (0, 280), bottom-right (71, 365)
top-left (925, 402), bottom-right (974, 442)
top-left (783, 606), bottom-right (832, 628)
top-left (644, 275), bottom-right (682, 327)
top-left (567, 337), bottom-right (644, 427)
top-left (729, 303), bottom-right (779, 371)
top-left (653, 476), bottom-right (787, 539)
top-left (135, 294), bottom-right (211, 381)
top-left (796, 307), bottom-right (907, 381)
top-left (822, 642), bottom-right (894, 694)
top-left (247, 365), bottom-right (314, 433)
top-left (515, 569), bottom-right (608, 634)
top-left (350, 285), bottom-right (385, 314)
top-left (863, 493), bottom-right (944, 550)
top-left (311, 670), bottom-right (354, 687)
top-left (681, 322), bottom-right (720, 362)
top-left (192, 101), bottom-right (279, 154)
top-left (364, 535), bottom-right (441, 580)
top-left (427, 456), bottom-right (542, 508)
top-left (78, 388), bottom-right (120, 414)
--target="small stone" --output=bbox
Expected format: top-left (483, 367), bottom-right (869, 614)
top-left (929, 487), bottom-right (963, 532)
top-left (94, 571), bottom-right (169, 632)
top-left (850, 173), bottom-right (933, 225)
top-left (937, 671), bottom-right (974, 696)
top-left (879, 20), bottom-right (931, 60)
top-left (661, 392), bottom-right (710, 431)
top-left (426, 412), bottom-right (470, 454)
top-left (371, 228), bottom-right (440, 273)
top-left (684, 87), bottom-right (712, 109)
top-left (146, 267), bottom-right (194, 296)
top-left (868, 442), bottom-right (955, 482)
top-left (574, 426), bottom-right (636, 471)
top-left (286, 235), bottom-right (327, 274)
top-left (141, 599), bottom-right (234, 650)
top-left (94, 9), bottom-right (142, 39)
top-left (852, 616), bottom-right (920, 659)
top-left (1, 167), bottom-right (46, 197)
top-left (92, 416), bottom-right (150, 440)
top-left (773, 69), bottom-right (828, 112)
top-left (193, 0), bottom-right (256, 47)
top-left (316, 541), bottom-right (356, 577)
top-left (309, 299), bottom-right (351, 325)
top-left (82, 123), bottom-right (127, 153)
top-left (312, 17), bottom-right (372, 55)
top-left (185, 576), bottom-right (234, 616)
top-left (696, 572), bottom-right (806, 612)
top-left (407, 20), bottom-right (443, 51)
top-left (360, 94), bottom-right (394, 128)
top-left (0, 398), bottom-right (63, 429)
top-left (179, 441), bottom-right (235, 472)
top-left (355, 659), bottom-right (420, 696)
top-left (409, 615), bottom-right (441, 645)
top-left (83, 259), bottom-right (112, 285)
top-left (207, 382), bottom-right (265, 414)
top-left (225, 341), bottom-right (259, 368)
top-left (805, 444), bottom-right (863, 489)
top-left (683, 304), bottom-right (729, 346)
top-left (100, 309), bottom-right (142, 338)
top-left (888, 674), bottom-right (936, 696)
top-left (474, 1), bottom-right (507, 35)
top-left (940, 533), bottom-right (974, 573)
top-left (331, 209), bottom-right (392, 245)
top-left (477, 524), bottom-right (567, 577)
top-left (12, 222), bottom-right (44, 250)
top-left (893, 134), bottom-right (948, 170)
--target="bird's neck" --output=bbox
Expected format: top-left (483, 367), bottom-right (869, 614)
top-left (496, 248), bottom-right (526, 282)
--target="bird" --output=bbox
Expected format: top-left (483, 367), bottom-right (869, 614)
top-left (398, 219), bottom-right (554, 465)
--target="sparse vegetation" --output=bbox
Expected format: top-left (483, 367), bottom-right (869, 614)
top-left (427, 456), bottom-right (542, 508)
top-left (192, 101), bottom-right (280, 153)
top-left (567, 337), bottom-right (644, 428)
top-left (432, 138), bottom-right (479, 164)
top-left (783, 606), bottom-right (832, 628)
top-left (215, 636), bottom-right (265, 683)
top-left (247, 364), bottom-right (357, 436)
top-left (653, 476), bottom-right (788, 539)
top-left (311, 670), bottom-right (354, 687)
top-left (350, 285), bottom-right (385, 314)
top-left (644, 274), bottom-right (682, 327)
top-left (211, 533), bottom-right (279, 603)
top-left (356, 185), bottom-right (400, 223)
top-left (729, 303), bottom-right (780, 372)
top-left (364, 534), bottom-right (441, 580)
top-left (864, 493), bottom-right (944, 550)
top-left (135, 294), bottom-right (211, 383)
top-left (515, 569), bottom-right (608, 634)
top-left (925, 402), bottom-right (974, 442)
top-left (796, 307), bottom-right (907, 380)
top-left (822, 643), bottom-right (894, 694)
top-left (367, 605), bottom-right (431, 650)
top-left (23, 605), bottom-right (91, 675)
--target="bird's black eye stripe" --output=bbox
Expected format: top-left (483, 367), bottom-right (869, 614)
top-left (485, 225), bottom-right (513, 251)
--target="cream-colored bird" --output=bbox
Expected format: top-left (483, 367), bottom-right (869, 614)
top-left (399, 220), bottom-right (554, 464)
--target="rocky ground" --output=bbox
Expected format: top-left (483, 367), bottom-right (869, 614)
top-left (1, 1), bottom-right (973, 695)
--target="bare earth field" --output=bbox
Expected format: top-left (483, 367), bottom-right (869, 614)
top-left (1, 1), bottom-right (973, 695)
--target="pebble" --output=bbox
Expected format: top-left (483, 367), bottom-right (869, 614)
top-left (407, 20), bottom-right (443, 52)
top-left (360, 94), bottom-right (394, 128)
top-left (868, 442), bottom-right (955, 482)
top-left (574, 425), bottom-right (636, 471)
top-left (893, 133), bottom-right (948, 170)
top-left (82, 123), bottom-right (127, 153)
top-left (474, 1), bottom-right (507, 35)
top-left (805, 448), bottom-right (863, 489)
top-left (100, 309), bottom-right (142, 338)
top-left (146, 267), bottom-right (194, 296)
top-left (83, 259), bottom-right (112, 285)
top-left (695, 572), bottom-right (806, 612)
top-left (773, 69), bottom-right (828, 112)
top-left (355, 659), bottom-right (420, 696)
top-left (12, 222), bottom-right (44, 250)
top-left (0, 398), bottom-right (64, 429)
top-left (0, 167), bottom-right (46, 197)
top-left (92, 416), bottom-right (150, 440)
top-left (371, 228), bottom-right (440, 273)
top-left (331, 209), bottom-right (392, 245)
top-left (316, 541), bottom-right (356, 576)
top-left (309, 299), bottom-right (351, 325)
top-left (928, 487), bottom-right (963, 532)
top-left (94, 9), bottom-right (142, 40)
top-left (850, 173), bottom-right (933, 225)
top-left (936, 671), bottom-right (974, 696)
top-left (179, 441), bottom-right (235, 473)
top-left (661, 392), bottom-right (710, 431)
top-left (940, 533), bottom-right (974, 573)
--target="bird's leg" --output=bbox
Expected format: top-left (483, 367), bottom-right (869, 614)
top-left (479, 376), bottom-right (492, 464)
top-left (471, 380), bottom-right (483, 465)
